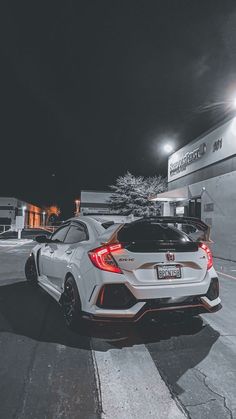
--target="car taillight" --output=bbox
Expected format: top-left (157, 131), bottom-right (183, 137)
top-left (88, 243), bottom-right (123, 274)
top-left (199, 243), bottom-right (213, 270)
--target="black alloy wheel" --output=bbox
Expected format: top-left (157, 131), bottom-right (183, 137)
top-left (61, 276), bottom-right (82, 329)
top-left (25, 255), bottom-right (38, 285)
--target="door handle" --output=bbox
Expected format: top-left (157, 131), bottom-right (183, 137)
top-left (66, 250), bottom-right (72, 255)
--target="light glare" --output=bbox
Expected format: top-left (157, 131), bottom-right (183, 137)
top-left (163, 144), bottom-right (174, 154)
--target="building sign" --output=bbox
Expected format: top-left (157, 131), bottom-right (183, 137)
top-left (170, 143), bottom-right (207, 176)
top-left (176, 206), bottom-right (185, 215)
top-left (15, 216), bottom-right (24, 230)
top-left (168, 117), bottom-right (236, 182)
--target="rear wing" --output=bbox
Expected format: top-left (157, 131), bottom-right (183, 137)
top-left (101, 216), bottom-right (211, 244)
top-left (134, 216), bottom-right (211, 243)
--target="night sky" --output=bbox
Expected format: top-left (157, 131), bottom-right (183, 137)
top-left (1, 1), bottom-right (236, 217)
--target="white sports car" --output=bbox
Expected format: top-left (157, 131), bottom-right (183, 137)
top-left (25, 216), bottom-right (221, 328)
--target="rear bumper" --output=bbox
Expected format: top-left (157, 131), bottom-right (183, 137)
top-left (81, 299), bottom-right (222, 323)
top-left (83, 277), bottom-right (221, 322)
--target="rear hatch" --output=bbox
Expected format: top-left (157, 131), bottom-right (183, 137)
top-left (107, 217), bottom-right (209, 285)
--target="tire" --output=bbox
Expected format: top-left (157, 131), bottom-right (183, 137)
top-left (60, 276), bottom-right (82, 330)
top-left (25, 255), bottom-right (38, 285)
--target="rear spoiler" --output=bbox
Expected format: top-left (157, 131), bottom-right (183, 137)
top-left (138, 216), bottom-right (209, 229)
top-left (137, 216), bottom-right (211, 242)
top-left (103, 216), bottom-right (211, 244)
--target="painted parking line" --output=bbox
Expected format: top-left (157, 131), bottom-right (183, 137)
top-left (92, 342), bottom-right (186, 419)
top-left (216, 271), bottom-right (236, 280)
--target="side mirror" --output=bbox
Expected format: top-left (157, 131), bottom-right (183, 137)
top-left (35, 235), bottom-right (51, 243)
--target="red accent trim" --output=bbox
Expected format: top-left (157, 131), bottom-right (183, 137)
top-left (99, 287), bottom-right (105, 306)
top-left (81, 303), bottom-right (209, 323)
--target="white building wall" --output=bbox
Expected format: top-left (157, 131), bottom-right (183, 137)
top-left (0, 197), bottom-right (18, 224)
top-left (187, 171), bottom-right (236, 261)
top-left (80, 191), bottom-right (113, 215)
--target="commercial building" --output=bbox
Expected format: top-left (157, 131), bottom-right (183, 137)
top-left (0, 197), bottom-right (44, 230)
top-left (79, 190), bottom-right (136, 222)
top-left (154, 115), bottom-right (236, 261)
top-left (80, 190), bottom-right (113, 215)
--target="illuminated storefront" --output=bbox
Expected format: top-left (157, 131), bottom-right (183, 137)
top-left (154, 115), bottom-right (236, 261)
top-left (0, 197), bottom-right (43, 229)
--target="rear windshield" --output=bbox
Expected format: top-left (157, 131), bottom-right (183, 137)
top-left (117, 221), bottom-right (191, 242)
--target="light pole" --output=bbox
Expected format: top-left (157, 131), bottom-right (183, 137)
top-left (17, 205), bottom-right (26, 239)
top-left (22, 206), bottom-right (27, 228)
top-left (42, 211), bottom-right (46, 226)
top-left (75, 200), bottom-right (80, 216)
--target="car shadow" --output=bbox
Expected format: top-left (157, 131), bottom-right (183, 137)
top-left (0, 281), bottom-right (92, 350)
top-left (0, 281), bottom-right (219, 351)
top-left (0, 281), bottom-right (220, 399)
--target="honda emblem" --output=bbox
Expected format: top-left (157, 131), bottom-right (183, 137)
top-left (166, 252), bottom-right (175, 261)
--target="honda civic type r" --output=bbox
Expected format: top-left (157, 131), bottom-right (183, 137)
top-left (25, 216), bottom-right (221, 328)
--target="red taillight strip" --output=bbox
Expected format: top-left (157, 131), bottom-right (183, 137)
top-left (98, 286), bottom-right (105, 306)
top-left (88, 243), bottom-right (123, 274)
top-left (199, 243), bottom-right (213, 270)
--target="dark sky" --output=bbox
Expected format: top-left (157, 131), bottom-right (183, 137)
top-left (1, 1), bottom-right (236, 217)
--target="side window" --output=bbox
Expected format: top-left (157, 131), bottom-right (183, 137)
top-left (51, 225), bottom-right (70, 243)
top-left (64, 223), bottom-right (88, 244)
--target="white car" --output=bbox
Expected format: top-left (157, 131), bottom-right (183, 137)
top-left (25, 216), bottom-right (221, 328)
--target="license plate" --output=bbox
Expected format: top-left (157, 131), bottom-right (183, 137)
top-left (156, 265), bottom-right (181, 280)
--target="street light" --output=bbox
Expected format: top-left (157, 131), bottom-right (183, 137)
top-left (163, 143), bottom-right (174, 154)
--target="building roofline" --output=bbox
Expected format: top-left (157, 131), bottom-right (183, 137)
top-left (80, 190), bottom-right (111, 194)
top-left (0, 196), bottom-right (42, 209)
top-left (169, 112), bottom-right (236, 157)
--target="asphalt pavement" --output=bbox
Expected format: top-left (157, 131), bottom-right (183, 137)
top-left (0, 241), bottom-right (235, 418)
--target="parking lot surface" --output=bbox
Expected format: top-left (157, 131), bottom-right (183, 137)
top-left (0, 241), bottom-right (235, 418)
